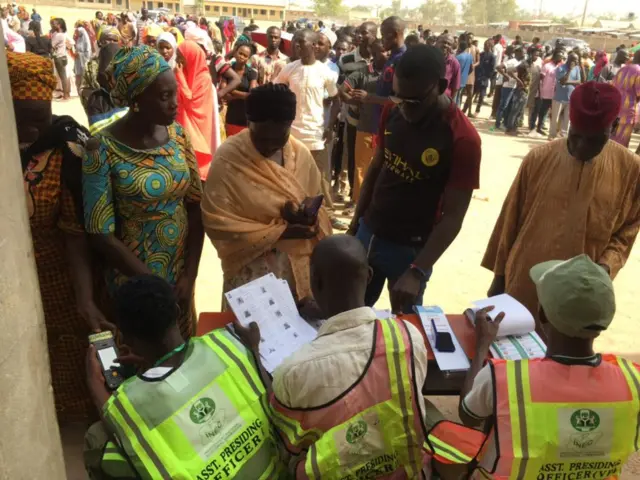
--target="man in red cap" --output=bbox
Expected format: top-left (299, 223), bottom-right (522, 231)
top-left (482, 81), bottom-right (640, 336)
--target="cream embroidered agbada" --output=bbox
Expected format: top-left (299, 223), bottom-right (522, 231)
top-left (482, 139), bottom-right (640, 319)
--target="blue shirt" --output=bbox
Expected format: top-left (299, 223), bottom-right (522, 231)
top-left (554, 64), bottom-right (581, 103)
top-left (456, 52), bottom-right (473, 87)
top-left (375, 45), bottom-right (407, 124)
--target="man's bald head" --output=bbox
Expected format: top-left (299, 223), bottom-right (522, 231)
top-left (381, 16), bottom-right (405, 32)
top-left (381, 16), bottom-right (405, 51)
top-left (310, 235), bottom-right (371, 317)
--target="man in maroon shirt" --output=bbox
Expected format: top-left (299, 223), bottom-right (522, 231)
top-left (436, 33), bottom-right (461, 100)
top-left (348, 45), bottom-right (481, 313)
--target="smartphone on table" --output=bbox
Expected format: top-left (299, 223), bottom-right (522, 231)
top-left (88, 331), bottom-right (124, 390)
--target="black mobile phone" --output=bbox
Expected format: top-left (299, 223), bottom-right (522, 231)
top-left (88, 331), bottom-right (124, 390)
top-left (303, 195), bottom-right (324, 217)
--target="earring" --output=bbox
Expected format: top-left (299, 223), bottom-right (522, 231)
top-left (133, 103), bottom-right (140, 113)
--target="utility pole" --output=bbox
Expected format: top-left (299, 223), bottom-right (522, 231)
top-left (580, 0), bottom-right (589, 26)
top-left (0, 31), bottom-right (66, 480)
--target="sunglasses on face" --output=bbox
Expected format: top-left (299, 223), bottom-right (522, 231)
top-left (389, 95), bottom-right (423, 105)
top-left (389, 83), bottom-right (439, 106)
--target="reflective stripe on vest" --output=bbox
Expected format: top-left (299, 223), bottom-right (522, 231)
top-left (425, 420), bottom-right (486, 465)
top-left (103, 329), bottom-right (284, 480)
top-left (478, 355), bottom-right (640, 480)
top-left (101, 441), bottom-right (138, 479)
top-left (270, 318), bottom-right (427, 479)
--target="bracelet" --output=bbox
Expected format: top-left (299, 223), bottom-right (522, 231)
top-left (409, 263), bottom-right (428, 279)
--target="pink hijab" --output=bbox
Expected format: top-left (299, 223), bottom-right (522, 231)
top-left (175, 40), bottom-right (215, 179)
top-left (593, 51), bottom-right (609, 79)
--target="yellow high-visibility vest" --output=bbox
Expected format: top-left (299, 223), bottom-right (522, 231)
top-left (271, 318), bottom-right (428, 479)
top-left (425, 355), bottom-right (640, 480)
top-left (102, 329), bottom-right (286, 480)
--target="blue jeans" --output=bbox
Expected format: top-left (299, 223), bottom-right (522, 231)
top-left (495, 86), bottom-right (514, 128)
top-left (454, 88), bottom-right (463, 107)
top-left (355, 219), bottom-right (431, 313)
top-left (505, 89), bottom-right (527, 131)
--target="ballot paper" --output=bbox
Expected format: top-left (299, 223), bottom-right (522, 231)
top-left (415, 306), bottom-right (470, 373)
top-left (225, 274), bottom-right (318, 373)
top-left (225, 274), bottom-right (396, 373)
top-left (465, 294), bottom-right (547, 361)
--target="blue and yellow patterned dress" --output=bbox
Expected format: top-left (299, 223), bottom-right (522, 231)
top-left (82, 122), bottom-right (202, 336)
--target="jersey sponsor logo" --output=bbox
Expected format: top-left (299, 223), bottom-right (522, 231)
top-left (383, 148), bottom-right (424, 183)
top-left (421, 148), bottom-right (440, 167)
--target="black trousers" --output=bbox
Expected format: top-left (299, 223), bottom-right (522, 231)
top-left (332, 123), bottom-right (356, 196)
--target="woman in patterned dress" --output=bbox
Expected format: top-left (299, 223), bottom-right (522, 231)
top-left (82, 46), bottom-right (204, 337)
top-left (9, 51), bottom-right (106, 424)
top-left (611, 51), bottom-right (640, 148)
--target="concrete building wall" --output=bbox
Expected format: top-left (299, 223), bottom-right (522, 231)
top-left (0, 31), bottom-right (66, 480)
top-left (203, 1), bottom-right (284, 21)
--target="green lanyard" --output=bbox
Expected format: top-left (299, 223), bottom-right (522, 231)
top-left (153, 343), bottom-right (187, 368)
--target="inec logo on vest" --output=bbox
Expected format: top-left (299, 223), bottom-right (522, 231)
top-left (190, 398), bottom-right (216, 425)
top-left (570, 409), bottom-right (600, 433)
top-left (346, 420), bottom-right (368, 444)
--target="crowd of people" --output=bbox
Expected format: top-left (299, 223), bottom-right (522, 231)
top-left (4, 5), bottom-right (640, 479)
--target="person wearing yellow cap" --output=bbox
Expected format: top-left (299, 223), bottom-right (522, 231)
top-left (424, 254), bottom-right (640, 479)
top-left (482, 81), bottom-right (640, 335)
top-left (8, 51), bottom-right (107, 425)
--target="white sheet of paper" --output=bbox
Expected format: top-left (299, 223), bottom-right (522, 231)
top-left (471, 293), bottom-right (535, 337)
top-left (225, 274), bottom-right (318, 373)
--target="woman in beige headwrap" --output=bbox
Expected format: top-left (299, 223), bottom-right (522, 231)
top-left (202, 84), bottom-right (332, 304)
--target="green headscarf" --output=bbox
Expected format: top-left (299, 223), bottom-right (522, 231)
top-left (108, 45), bottom-right (171, 107)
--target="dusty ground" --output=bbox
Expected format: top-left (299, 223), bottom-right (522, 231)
top-left (51, 97), bottom-right (640, 478)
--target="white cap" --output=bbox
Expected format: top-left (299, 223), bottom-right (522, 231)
top-left (319, 27), bottom-right (337, 47)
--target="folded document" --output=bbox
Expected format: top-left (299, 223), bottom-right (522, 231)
top-left (465, 294), bottom-right (547, 361)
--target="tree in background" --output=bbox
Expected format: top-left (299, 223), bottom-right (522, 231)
top-left (314, 0), bottom-right (347, 18)
top-left (462, 0), bottom-right (517, 25)
top-left (421, 0), bottom-right (457, 25)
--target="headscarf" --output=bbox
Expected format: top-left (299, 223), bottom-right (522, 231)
top-left (143, 23), bottom-right (163, 44)
top-left (175, 40), bottom-right (214, 179)
top-left (168, 26), bottom-right (184, 45)
top-left (157, 31), bottom-right (177, 68)
top-left (7, 51), bottom-right (57, 101)
top-left (97, 25), bottom-right (121, 44)
top-left (184, 26), bottom-right (213, 56)
top-left (83, 20), bottom-right (97, 53)
top-left (109, 46), bottom-right (171, 107)
top-left (569, 81), bottom-right (622, 133)
top-left (8, 16), bottom-right (20, 31)
top-left (593, 51), bottom-right (609, 79)
top-left (223, 20), bottom-right (235, 40)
